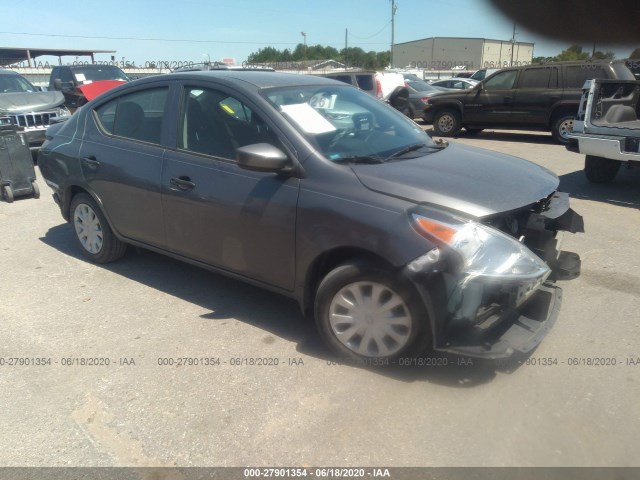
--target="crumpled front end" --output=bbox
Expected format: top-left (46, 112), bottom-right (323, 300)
top-left (406, 191), bottom-right (583, 359)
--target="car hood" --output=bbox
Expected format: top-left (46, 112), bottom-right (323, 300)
top-left (351, 142), bottom-right (559, 218)
top-left (0, 91), bottom-right (65, 113)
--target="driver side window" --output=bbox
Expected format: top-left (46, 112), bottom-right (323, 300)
top-left (483, 70), bottom-right (518, 90)
top-left (179, 87), bottom-right (279, 160)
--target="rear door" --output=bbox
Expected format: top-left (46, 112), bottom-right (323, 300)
top-left (511, 66), bottom-right (560, 126)
top-left (160, 83), bottom-right (299, 290)
top-left (79, 83), bottom-right (170, 248)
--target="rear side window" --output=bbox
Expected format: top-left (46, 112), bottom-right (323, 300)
top-left (520, 68), bottom-right (553, 89)
top-left (94, 88), bottom-right (168, 144)
top-left (329, 75), bottom-right (352, 85)
top-left (564, 66), bottom-right (608, 88)
top-left (355, 74), bottom-right (374, 91)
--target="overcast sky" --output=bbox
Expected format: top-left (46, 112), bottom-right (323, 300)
top-left (0, 0), bottom-right (635, 66)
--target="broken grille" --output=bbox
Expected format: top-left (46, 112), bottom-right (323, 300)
top-left (9, 112), bottom-right (58, 130)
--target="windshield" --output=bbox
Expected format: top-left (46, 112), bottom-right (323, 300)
top-left (263, 85), bottom-right (434, 162)
top-left (0, 74), bottom-right (37, 93)
top-left (72, 66), bottom-right (129, 83)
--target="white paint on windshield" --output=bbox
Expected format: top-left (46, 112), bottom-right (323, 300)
top-left (281, 103), bottom-right (337, 134)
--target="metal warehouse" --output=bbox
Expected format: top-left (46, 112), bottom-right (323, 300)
top-left (392, 37), bottom-right (534, 70)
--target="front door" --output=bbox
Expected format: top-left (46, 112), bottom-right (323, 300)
top-left (463, 69), bottom-right (519, 125)
top-left (161, 85), bottom-right (299, 291)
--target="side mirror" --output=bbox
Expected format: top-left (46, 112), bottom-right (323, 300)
top-left (53, 78), bottom-right (62, 90)
top-left (237, 143), bottom-right (291, 173)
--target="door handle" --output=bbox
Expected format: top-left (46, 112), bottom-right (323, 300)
top-left (81, 156), bottom-right (101, 168)
top-left (504, 96), bottom-right (513, 104)
top-left (170, 176), bottom-right (196, 191)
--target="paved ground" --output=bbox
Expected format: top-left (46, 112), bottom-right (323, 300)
top-left (0, 129), bottom-right (639, 467)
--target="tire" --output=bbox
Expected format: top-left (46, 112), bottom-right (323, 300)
top-left (432, 109), bottom-right (462, 137)
top-left (69, 193), bottom-right (127, 263)
top-left (407, 105), bottom-right (416, 119)
top-left (551, 114), bottom-right (575, 144)
top-left (31, 181), bottom-right (40, 199)
top-left (465, 128), bottom-right (484, 135)
top-left (314, 261), bottom-right (431, 361)
top-left (584, 155), bottom-right (621, 183)
top-left (2, 185), bottom-right (14, 203)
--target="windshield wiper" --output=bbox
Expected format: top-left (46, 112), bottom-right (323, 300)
top-left (385, 142), bottom-right (446, 161)
top-left (333, 155), bottom-right (386, 164)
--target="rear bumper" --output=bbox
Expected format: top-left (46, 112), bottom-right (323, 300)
top-left (567, 133), bottom-right (640, 162)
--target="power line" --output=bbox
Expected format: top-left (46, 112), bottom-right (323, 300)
top-left (349, 21), bottom-right (391, 40)
top-left (0, 30), bottom-right (388, 46)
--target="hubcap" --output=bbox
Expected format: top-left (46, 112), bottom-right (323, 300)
top-left (558, 118), bottom-right (574, 139)
top-left (437, 114), bottom-right (454, 133)
top-left (329, 281), bottom-right (412, 357)
top-left (73, 203), bottom-right (103, 254)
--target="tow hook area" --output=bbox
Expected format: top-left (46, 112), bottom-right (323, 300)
top-left (549, 251), bottom-right (581, 280)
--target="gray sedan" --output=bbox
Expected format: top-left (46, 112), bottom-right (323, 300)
top-left (405, 79), bottom-right (449, 119)
top-left (38, 71), bottom-right (583, 362)
top-left (430, 78), bottom-right (479, 90)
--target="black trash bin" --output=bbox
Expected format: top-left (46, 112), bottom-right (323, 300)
top-left (0, 116), bottom-right (39, 203)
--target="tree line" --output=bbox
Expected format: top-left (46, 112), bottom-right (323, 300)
top-left (247, 44), bottom-right (390, 69)
top-left (247, 43), bottom-right (640, 70)
top-left (533, 45), bottom-right (640, 64)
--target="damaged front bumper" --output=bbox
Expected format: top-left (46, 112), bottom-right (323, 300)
top-left (406, 192), bottom-right (583, 359)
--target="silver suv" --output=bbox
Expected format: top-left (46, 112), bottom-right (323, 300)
top-left (0, 69), bottom-right (70, 151)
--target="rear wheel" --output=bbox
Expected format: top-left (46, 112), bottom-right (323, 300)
top-left (314, 261), bottom-right (430, 361)
top-left (1, 185), bottom-right (14, 203)
top-left (432, 109), bottom-right (462, 137)
top-left (584, 155), bottom-right (621, 183)
top-left (551, 114), bottom-right (575, 144)
top-left (70, 193), bottom-right (127, 263)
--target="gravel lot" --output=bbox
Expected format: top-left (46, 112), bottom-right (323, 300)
top-left (1, 128), bottom-right (639, 468)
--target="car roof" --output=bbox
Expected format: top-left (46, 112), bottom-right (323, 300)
top-left (162, 70), bottom-right (344, 90)
top-left (0, 68), bottom-right (18, 75)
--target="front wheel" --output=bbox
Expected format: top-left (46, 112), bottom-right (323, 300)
top-left (551, 114), bottom-right (575, 144)
top-left (314, 261), bottom-right (430, 361)
top-left (69, 193), bottom-right (127, 263)
top-left (2, 185), bottom-right (14, 203)
top-left (31, 181), bottom-right (40, 199)
top-left (432, 109), bottom-right (462, 137)
top-left (584, 155), bottom-right (621, 183)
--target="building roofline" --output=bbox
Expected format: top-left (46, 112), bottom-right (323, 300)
top-left (393, 37), bottom-right (535, 47)
top-left (0, 47), bottom-right (116, 67)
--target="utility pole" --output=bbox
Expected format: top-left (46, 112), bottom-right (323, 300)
top-left (301, 31), bottom-right (307, 63)
top-left (510, 22), bottom-right (516, 66)
top-left (345, 28), bottom-right (348, 70)
top-left (390, 0), bottom-right (397, 68)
